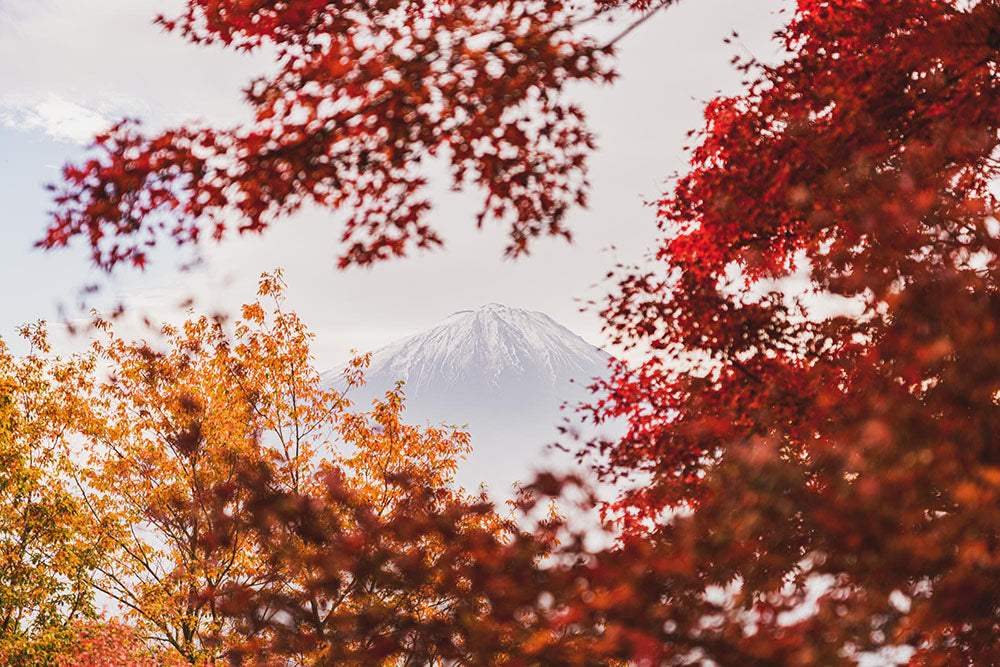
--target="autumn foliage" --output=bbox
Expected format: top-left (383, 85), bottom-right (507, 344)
top-left (0, 328), bottom-right (108, 665)
top-left (37, 0), bottom-right (677, 269)
top-left (0, 274), bottom-right (547, 664)
top-left (589, 0), bottom-right (1000, 661)
top-left (12, 0), bottom-right (1000, 664)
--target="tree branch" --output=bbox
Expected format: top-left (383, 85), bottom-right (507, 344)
top-left (601, 0), bottom-right (676, 51)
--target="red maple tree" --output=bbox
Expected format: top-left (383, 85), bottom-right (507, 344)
top-left (41, 0), bottom-right (674, 270)
top-left (588, 0), bottom-right (1000, 661)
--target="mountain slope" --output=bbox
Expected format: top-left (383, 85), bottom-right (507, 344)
top-left (322, 304), bottom-right (614, 495)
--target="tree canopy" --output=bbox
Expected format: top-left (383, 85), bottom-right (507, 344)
top-left (41, 0), bottom-right (674, 270)
top-left (18, 0), bottom-right (1000, 663)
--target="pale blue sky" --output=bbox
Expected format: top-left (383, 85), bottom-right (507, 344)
top-left (0, 0), bottom-right (789, 367)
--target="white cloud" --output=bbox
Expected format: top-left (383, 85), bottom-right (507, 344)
top-left (0, 0), bottom-right (264, 132)
top-left (1, 93), bottom-right (112, 144)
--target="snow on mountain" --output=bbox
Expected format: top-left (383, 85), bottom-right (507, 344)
top-left (322, 304), bottom-right (615, 496)
top-left (340, 303), bottom-right (608, 398)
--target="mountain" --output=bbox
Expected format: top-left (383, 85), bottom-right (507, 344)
top-left (322, 304), bottom-right (615, 496)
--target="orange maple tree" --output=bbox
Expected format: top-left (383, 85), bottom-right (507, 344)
top-left (72, 273), bottom-right (519, 664)
top-left (0, 326), bottom-right (109, 665)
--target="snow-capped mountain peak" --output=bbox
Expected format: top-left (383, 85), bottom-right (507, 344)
top-left (322, 304), bottom-right (613, 494)
top-left (337, 304), bottom-right (609, 396)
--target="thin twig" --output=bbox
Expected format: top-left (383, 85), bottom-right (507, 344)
top-left (601, 0), bottom-right (675, 51)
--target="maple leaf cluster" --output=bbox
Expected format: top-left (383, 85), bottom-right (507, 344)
top-left (38, 0), bottom-right (662, 270)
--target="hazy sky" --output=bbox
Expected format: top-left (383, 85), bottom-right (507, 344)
top-left (0, 0), bottom-right (789, 368)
